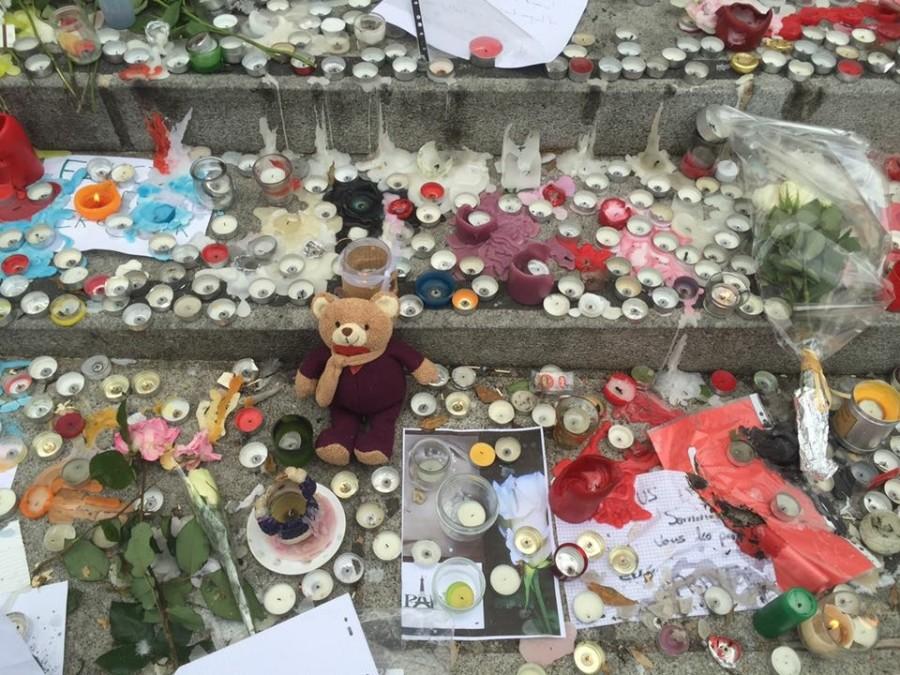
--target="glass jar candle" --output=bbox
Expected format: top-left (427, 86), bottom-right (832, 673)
top-left (354, 12), bottom-right (386, 46)
top-left (186, 32), bottom-right (223, 73)
top-left (553, 396), bottom-right (600, 449)
top-left (52, 6), bottom-right (102, 64)
top-left (253, 153), bottom-right (294, 205)
top-left (190, 157), bottom-right (234, 210)
top-left (410, 438), bottom-right (452, 488)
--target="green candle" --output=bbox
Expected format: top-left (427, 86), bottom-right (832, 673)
top-left (753, 587), bottom-right (818, 639)
top-left (186, 32), bottom-right (223, 74)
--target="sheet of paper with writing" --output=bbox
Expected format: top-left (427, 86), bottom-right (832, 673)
top-left (375, 0), bottom-right (588, 68)
top-left (555, 470), bottom-right (778, 627)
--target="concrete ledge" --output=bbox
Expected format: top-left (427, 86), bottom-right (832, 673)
top-left (5, 71), bottom-right (899, 156)
top-left (2, 307), bottom-right (898, 374)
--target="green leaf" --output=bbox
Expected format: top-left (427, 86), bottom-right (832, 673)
top-left (160, 0), bottom-right (181, 27)
top-left (161, 578), bottom-right (192, 607)
top-left (167, 605), bottom-right (205, 631)
top-left (116, 401), bottom-right (131, 447)
top-left (124, 523), bottom-right (155, 576)
top-left (182, 20), bottom-right (207, 36)
top-left (63, 541), bottom-right (109, 582)
top-left (175, 519), bottom-right (210, 575)
top-left (90, 451), bottom-right (135, 490)
top-left (99, 518), bottom-right (122, 544)
top-left (110, 602), bottom-right (154, 644)
top-left (67, 587), bottom-right (84, 616)
top-left (95, 644), bottom-right (154, 675)
top-left (200, 569), bottom-right (266, 621)
top-left (129, 575), bottom-right (156, 610)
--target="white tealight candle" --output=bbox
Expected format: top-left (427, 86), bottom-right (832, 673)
top-left (26, 182), bottom-right (53, 201)
top-left (531, 403), bottom-right (556, 428)
top-left (263, 582), bottom-right (297, 615)
top-left (527, 259), bottom-right (551, 276)
top-left (573, 641), bottom-right (605, 674)
top-left (489, 564), bottom-right (521, 596)
top-left (301, 570), bottom-right (334, 601)
top-left (355, 501), bottom-right (385, 529)
top-left (258, 167), bottom-right (287, 185)
top-left (467, 210), bottom-right (492, 227)
top-left (703, 586), bottom-right (734, 615)
top-left (573, 591), bottom-right (605, 623)
top-left (488, 400), bottom-right (515, 425)
top-left (543, 293), bottom-right (570, 319)
top-left (457, 500), bottom-right (486, 527)
top-left (770, 645), bottom-right (801, 675)
top-left (563, 408), bottom-right (591, 434)
top-left (210, 214), bottom-right (238, 238)
top-left (858, 398), bottom-right (885, 420)
top-left (607, 424), bottom-right (634, 450)
top-left (372, 530), bottom-right (402, 561)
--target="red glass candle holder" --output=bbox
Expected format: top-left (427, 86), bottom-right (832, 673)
top-left (598, 198), bottom-right (632, 230)
top-left (680, 145), bottom-right (717, 179)
top-left (549, 454), bottom-right (620, 523)
top-left (715, 3), bottom-right (773, 51)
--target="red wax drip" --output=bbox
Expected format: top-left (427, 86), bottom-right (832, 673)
top-left (145, 112), bottom-right (171, 175)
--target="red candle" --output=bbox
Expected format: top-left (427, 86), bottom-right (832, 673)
top-left (469, 36), bottom-right (503, 67)
top-left (710, 369), bottom-right (738, 395)
top-left (84, 274), bottom-right (109, 299)
top-left (837, 59), bottom-right (863, 78)
top-left (598, 198), bottom-right (632, 230)
top-left (680, 145), bottom-right (717, 179)
top-left (507, 242), bottom-right (555, 305)
top-left (1, 254), bottom-right (29, 276)
top-left (235, 406), bottom-right (264, 434)
top-left (420, 181), bottom-right (445, 201)
top-left (542, 183), bottom-right (566, 207)
top-left (201, 243), bottom-right (230, 267)
top-left (886, 264), bottom-right (900, 312)
top-left (715, 3), bottom-right (773, 51)
top-left (387, 197), bottom-right (415, 220)
top-left (550, 454), bottom-right (620, 523)
top-left (54, 412), bottom-right (86, 439)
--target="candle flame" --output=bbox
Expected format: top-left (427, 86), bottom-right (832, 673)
top-left (93, 193), bottom-right (100, 203)
top-left (827, 619), bottom-right (840, 630)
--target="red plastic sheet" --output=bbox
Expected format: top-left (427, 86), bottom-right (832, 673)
top-left (648, 396), bottom-right (873, 593)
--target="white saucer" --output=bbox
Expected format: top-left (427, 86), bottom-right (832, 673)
top-left (246, 483), bottom-right (346, 575)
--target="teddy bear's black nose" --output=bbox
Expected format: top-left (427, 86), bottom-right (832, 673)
top-left (341, 326), bottom-right (353, 336)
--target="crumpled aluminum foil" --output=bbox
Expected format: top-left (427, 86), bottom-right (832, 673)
top-left (795, 370), bottom-right (838, 482)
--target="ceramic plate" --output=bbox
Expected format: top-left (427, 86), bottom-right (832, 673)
top-left (246, 483), bottom-right (346, 575)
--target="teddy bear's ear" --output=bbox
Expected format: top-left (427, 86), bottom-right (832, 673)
top-left (311, 292), bottom-right (337, 319)
top-left (371, 292), bottom-right (399, 319)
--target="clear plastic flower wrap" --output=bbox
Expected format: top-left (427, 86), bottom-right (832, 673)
top-left (698, 106), bottom-right (892, 480)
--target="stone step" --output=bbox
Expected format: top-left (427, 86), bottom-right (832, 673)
top-left (6, 70), bottom-right (898, 157)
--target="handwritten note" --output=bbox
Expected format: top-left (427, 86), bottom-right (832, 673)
top-left (375, 0), bottom-right (588, 68)
top-left (555, 470), bottom-right (778, 627)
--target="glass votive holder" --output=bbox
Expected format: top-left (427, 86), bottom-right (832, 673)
top-left (410, 438), bottom-right (452, 489)
top-left (432, 557), bottom-right (486, 612)
top-left (253, 153), bottom-right (294, 205)
top-left (190, 157), bottom-right (234, 210)
top-left (52, 5), bottom-right (102, 64)
top-left (553, 396), bottom-right (600, 449)
top-left (354, 12), bottom-right (386, 46)
top-left (435, 474), bottom-right (499, 542)
top-left (186, 32), bottom-right (223, 73)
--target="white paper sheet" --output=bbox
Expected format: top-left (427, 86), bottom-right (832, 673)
top-left (175, 594), bottom-right (378, 675)
top-left (0, 467), bottom-right (16, 490)
top-left (0, 521), bottom-right (31, 594)
top-left (41, 155), bottom-right (211, 257)
top-left (0, 581), bottom-right (68, 675)
top-left (555, 470), bottom-right (778, 627)
top-left (0, 612), bottom-right (44, 675)
top-left (376, 0), bottom-right (588, 68)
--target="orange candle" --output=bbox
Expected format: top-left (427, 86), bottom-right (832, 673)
top-left (74, 180), bottom-right (122, 221)
top-left (452, 288), bottom-right (479, 315)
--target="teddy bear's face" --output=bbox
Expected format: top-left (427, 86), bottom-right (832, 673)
top-left (311, 292), bottom-right (399, 357)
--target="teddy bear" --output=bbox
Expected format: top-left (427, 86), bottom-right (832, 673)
top-left (295, 291), bottom-right (439, 466)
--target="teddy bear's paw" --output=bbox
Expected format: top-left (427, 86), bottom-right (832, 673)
top-left (353, 449), bottom-right (390, 466)
top-left (316, 443), bottom-right (351, 465)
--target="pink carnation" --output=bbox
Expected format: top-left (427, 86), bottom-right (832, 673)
top-left (174, 431), bottom-right (221, 470)
top-left (114, 417), bottom-right (181, 462)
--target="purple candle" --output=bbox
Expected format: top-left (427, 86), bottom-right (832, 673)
top-left (507, 242), bottom-right (555, 306)
top-left (454, 204), bottom-right (498, 244)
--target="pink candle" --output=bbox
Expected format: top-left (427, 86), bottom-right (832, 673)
top-left (508, 242), bottom-right (555, 306)
top-left (469, 36), bottom-right (503, 67)
top-left (598, 198), bottom-right (632, 229)
top-left (454, 204), bottom-right (498, 244)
